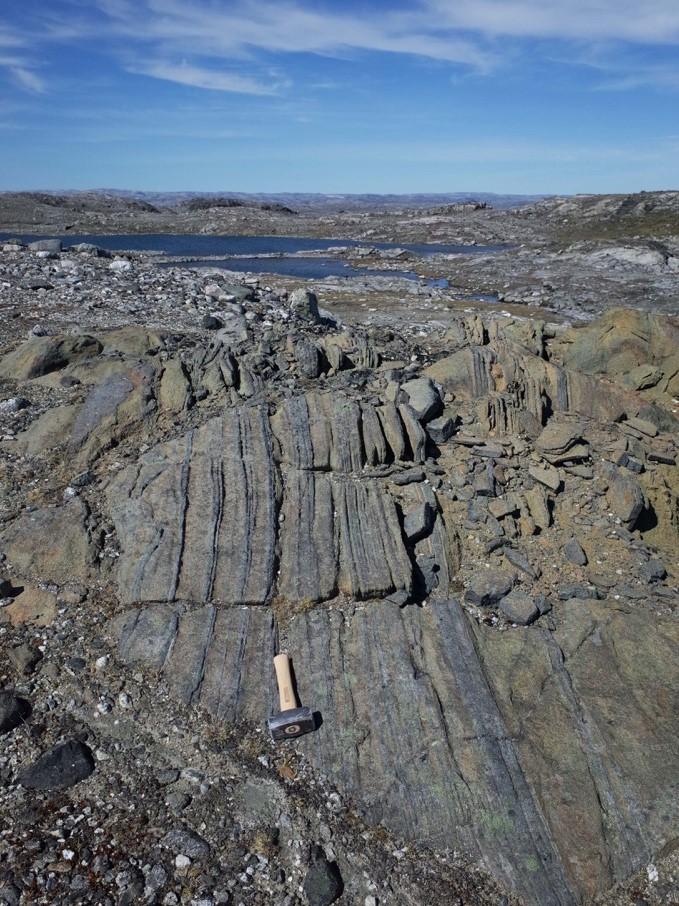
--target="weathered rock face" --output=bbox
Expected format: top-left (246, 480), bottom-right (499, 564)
top-left (114, 603), bottom-right (277, 720)
top-left (0, 499), bottom-right (97, 584)
top-left (554, 309), bottom-right (679, 377)
top-left (109, 399), bottom-right (415, 607)
top-left (2, 298), bottom-right (679, 906)
top-left (0, 334), bottom-right (102, 381)
top-left (113, 595), bottom-right (679, 906)
top-left (109, 408), bottom-right (279, 605)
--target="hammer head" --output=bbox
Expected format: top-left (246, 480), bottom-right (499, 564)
top-left (267, 706), bottom-right (315, 741)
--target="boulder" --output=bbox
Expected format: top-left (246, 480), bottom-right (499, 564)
top-left (201, 314), bottom-right (223, 330)
top-left (499, 591), bottom-right (540, 625)
top-left (1, 587), bottom-right (57, 627)
top-left (605, 468), bottom-right (646, 528)
top-left (28, 238), bottom-right (62, 253)
top-left (465, 570), bottom-right (514, 606)
top-left (0, 691), bottom-right (31, 734)
top-left (20, 740), bottom-right (95, 791)
top-left (529, 463), bottom-right (561, 492)
top-left (400, 377), bottom-right (443, 424)
top-left (426, 415), bottom-right (455, 443)
top-left (290, 289), bottom-right (321, 322)
top-left (0, 335), bottom-right (102, 381)
top-left (535, 420), bottom-right (587, 462)
top-left (403, 502), bottom-right (435, 542)
top-left (564, 537), bottom-right (588, 566)
top-left (303, 848), bottom-right (343, 906)
top-left (109, 258), bottom-right (132, 272)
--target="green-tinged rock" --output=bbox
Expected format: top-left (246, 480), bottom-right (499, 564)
top-left (0, 499), bottom-right (97, 583)
top-left (0, 335), bottom-right (102, 381)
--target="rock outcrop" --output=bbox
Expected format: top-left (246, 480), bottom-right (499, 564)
top-left (1, 265), bottom-right (678, 906)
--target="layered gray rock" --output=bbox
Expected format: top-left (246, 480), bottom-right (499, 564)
top-left (110, 400), bottom-right (414, 607)
top-left (112, 595), bottom-right (679, 905)
top-left (109, 407), bottom-right (279, 604)
top-left (115, 603), bottom-right (276, 720)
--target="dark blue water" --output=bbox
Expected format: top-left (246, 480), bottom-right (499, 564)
top-left (180, 256), bottom-right (432, 282)
top-left (2, 232), bottom-right (501, 258)
top-left (2, 232), bottom-right (502, 287)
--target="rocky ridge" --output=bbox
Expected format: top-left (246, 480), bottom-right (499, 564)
top-left (0, 241), bottom-right (678, 906)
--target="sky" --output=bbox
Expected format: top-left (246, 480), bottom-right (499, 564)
top-left (1, 0), bottom-right (679, 194)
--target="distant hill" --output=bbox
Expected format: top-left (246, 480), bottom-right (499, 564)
top-left (5, 188), bottom-right (548, 212)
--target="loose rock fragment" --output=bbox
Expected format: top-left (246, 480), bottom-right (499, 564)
top-left (605, 467), bottom-right (646, 528)
top-left (20, 740), bottom-right (95, 790)
top-left (403, 502), bottom-right (436, 542)
top-left (499, 591), bottom-right (540, 625)
top-left (564, 537), bottom-right (588, 566)
top-left (290, 288), bottom-right (321, 322)
top-left (426, 415), bottom-right (455, 443)
top-left (465, 571), bottom-right (514, 606)
top-left (303, 847), bottom-right (344, 906)
top-left (161, 828), bottom-right (211, 860)
top-left (529, 463), bottom-right (561, 492)
top-left (0, 691), bottom-right (31, 734)
top-left (400, 377), bottom-right (443, 424)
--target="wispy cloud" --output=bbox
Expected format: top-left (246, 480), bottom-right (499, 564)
top-left (426, 0), bottom-right (679, 44)
top-left (93, 0), bottom-right (679, 62)
top-left (95, 0), bottom-right (494, 70)
top-left (597, 68), bottom-right (679, 91)
top-left (559, 45), bottom-right (679, 93)
top-left (128, 60), bottom-right (280, 95)
top-left (0, 25), bottom-right (25, 49)
top-left (0, 45), bottom-right (46, 94)
top-left (9, 66), bottom-right (46, 93)
top-left (4, 0), bottom-right (679, 103)
top-left (78, 0), bottom-right (679, 101)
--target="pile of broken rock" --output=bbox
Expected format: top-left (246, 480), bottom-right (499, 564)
top-left (1, 259), bottom-right (678, 906)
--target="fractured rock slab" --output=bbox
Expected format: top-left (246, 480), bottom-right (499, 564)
top-left (110, 403), bottom-right (414, 607)
top-left (109, 407), bottom-right (278, 605)
top-left (114, 603), bottom-right (276, 722)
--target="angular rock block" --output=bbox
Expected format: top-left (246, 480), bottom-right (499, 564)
top-left (271, 392), bottom-right (419, 473)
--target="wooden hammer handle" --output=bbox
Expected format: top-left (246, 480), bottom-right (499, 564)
top-left (273, 653), bottom-right (298, 711)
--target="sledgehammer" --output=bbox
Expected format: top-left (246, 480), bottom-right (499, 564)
top-left (267, 653), bottom-right (315, 741)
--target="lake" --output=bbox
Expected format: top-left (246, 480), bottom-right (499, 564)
top-left (2, 232), bottom-right (502, 285)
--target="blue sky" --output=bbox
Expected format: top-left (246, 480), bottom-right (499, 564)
top-left (1, 1), bottom-right (679, 194)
